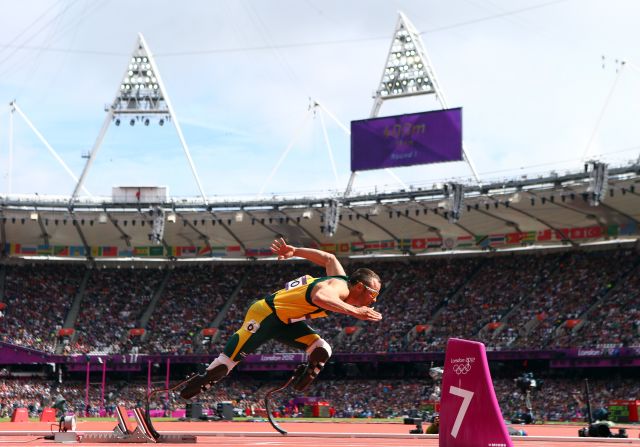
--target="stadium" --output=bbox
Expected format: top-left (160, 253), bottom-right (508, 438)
top-left (0, 1), bottom-right (639, 445)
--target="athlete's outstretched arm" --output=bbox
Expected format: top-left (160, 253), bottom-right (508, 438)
top-left (311, 283), bottom-right (382, 321)
top-left (271, 238), bottom-right (346, 276)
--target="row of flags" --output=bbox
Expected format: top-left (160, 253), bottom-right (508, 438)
top-left (4, 223), bottom-right (636, 258)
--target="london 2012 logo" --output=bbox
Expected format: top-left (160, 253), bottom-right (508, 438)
top-left (451, 357), bottom-right (475, 375)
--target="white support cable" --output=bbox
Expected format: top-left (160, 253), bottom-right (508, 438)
top-left (384, 168), bottom-right (408, 190)
top-left (625, 60), bottom-right (640, 74)
top-left (582, 61), bottom-right (626, 162)
top-left (318, 110), bottom-right (340, 191)
top-left (8, 104), bottom-right (13, 194)
top-left (258, 109), bottom-right (313, 199)
top-left (70, 109), bottom-right (111, 203)
top-left (314, 100), bottom-right (350, 135)
top-left (11, 101), bottom-right (91, 197)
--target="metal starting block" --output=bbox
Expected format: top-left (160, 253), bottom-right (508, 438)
top-left (54, 405), bottom-right (196, 443)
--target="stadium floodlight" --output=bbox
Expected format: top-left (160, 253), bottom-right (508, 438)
top-left (70, 33), bottom-right (209, 206)
top-left (373, 12), bottom-right (439, 109)
top-left (587, 161), bottom-right (608, 206)
top-left (324, 199), bottom-right (340, 237)
top-left (30, 212), bottom-right (38, 221)
top-left (448, 183), bottom-right (464, 223)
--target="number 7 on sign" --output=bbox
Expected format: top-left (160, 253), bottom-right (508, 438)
top-left (448, 386), bottom-right (474, 438)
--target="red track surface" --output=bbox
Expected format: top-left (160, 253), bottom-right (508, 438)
top-left (1, 420), bottom-right (638, 446)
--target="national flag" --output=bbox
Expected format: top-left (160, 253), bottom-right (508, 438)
top-left (118, 248), bottom-right (133, 257)
top-left (411, 238), bottom-right (426, 250)
top-left (70, 246), bottom-right (85, 256)
top-left (258, 248), bottom-right (272, 256)
top-left (398, 239), bottom-right (412, 250)
top-left (489, 234), bottom-right (505, 246)
top-left (198, 246), bottom-right (212, 256)
top-left (537, 229), bottom-right (552, 241)
top-left (555, 229), bottom-right (569, 240)
top-left (321, 243), bottom-right (337, 253)
top-left (607, 225), bottom-right (619, 237)
top-left (133, 247), bottom-right (149, 257)
top-left (365, 241), bottom-right (381, 250)
top-left (226, 245), bottom-right (241, 253)
top-left (10, 244), bottom-right (20, 255)
top-left (505, 232), bottom-right (523, 245)
top-left (584, 226), bottom-right (603, 239)
top-left (3, 243), bottom-right (10, 254)
top-left (619, 222), bottom-right (637, 236)
top-left (475, 236), bottom-right (489, 249)
top-left (456, 235), bottom-right (473, 248)
top-left (380, 240), bottom-right (395, 250)
top-left (149, 246), bottom-right (164, 256)
top-left (180, 246), bottom-right (196, 257)
top-left (522, 231), bottom-right (536, 243)
top-left (102, 246), bottom-right (118, 257)
top-left (37, 244), bottom-right (52, 255)
top-left (570, 227), bottom-right (586, 239)
top-left (338, 243), bottom-right (351, 253)
top-left (91, 247), bottom-right (102, 257)
top-left (427, 237), bottom-right (442, 248)
top-left (350, 241), bottom-right (364, 252)
top-left (20, 245), bottom-right (37, 255)
top-left (441, 237), bottom-right (457, 250)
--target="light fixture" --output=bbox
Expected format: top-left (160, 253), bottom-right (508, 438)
top-left (129, 119), bottom-right (135, 126)
top-left (234, 212), bottom-right (244, 223)
top-left (144, 118), bottom-right (149, 126)
top-left (159, 119), bottom-right (164, 126)
top-left (115, 118), bottom-right (120, 126)
top-left (167, 213), bottom-right (176, 223)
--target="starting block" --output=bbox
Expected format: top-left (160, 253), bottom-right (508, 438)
top-left (54, 405), bottom-right (196, 443)
top-left (439, 338), bottom-right (513, 447)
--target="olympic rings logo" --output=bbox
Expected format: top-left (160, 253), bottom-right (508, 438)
top-left (451, 357), bottom-right (475, 375)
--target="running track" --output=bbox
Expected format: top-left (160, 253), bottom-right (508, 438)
top-left (1, 420), bottom-right (638, 446)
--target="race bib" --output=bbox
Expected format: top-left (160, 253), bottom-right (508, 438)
top-left (285, 275), bottom-right (308, 290)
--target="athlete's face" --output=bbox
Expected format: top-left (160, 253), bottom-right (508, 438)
top-left (356, 279), bottom-right (381, 307)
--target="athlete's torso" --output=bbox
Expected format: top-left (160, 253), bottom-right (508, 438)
top-left (265, 275), bottom-right (348, 323)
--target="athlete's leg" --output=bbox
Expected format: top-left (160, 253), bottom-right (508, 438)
top-left (180, 300), bottom-right (281, 399)
top-left (275, 322), bottom-right (332, 391)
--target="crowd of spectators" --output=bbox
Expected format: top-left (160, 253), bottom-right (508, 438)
top-left (0, 264), bottom-right (85, 352)
top-left (70, 267), bottom-right (165, 354)
top-left (2, 246), bottom-right (640, 355)
top-left (139, 265), bottom-right (245, 354)
top-left (1, 374), bottom-right (639, 423)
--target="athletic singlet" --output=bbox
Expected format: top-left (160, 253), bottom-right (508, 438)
top-left (264, 275), bottom-right (348, 324)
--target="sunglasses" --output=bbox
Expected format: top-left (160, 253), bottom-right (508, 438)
top-left (360, 282), bottom-right (380, 299)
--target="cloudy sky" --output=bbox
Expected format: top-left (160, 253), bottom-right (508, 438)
top-left (0, 0), bottom-right (638, 200)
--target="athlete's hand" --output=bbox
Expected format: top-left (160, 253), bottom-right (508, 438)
top-left (354, 306), bottom-right (382, 321)
top-left (271, 237), bottom-right (296, 260)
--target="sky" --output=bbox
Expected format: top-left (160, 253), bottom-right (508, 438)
top-left (0, 0), bottom-right (639, 201)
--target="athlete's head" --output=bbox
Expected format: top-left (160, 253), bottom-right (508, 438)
top-left (347, 268), bottom-right (381, 306)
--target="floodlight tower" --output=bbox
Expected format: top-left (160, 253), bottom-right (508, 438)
top-left (70, 33), bottom-right (208, 205)
top-left (344, 12), bottom-right (480, 196)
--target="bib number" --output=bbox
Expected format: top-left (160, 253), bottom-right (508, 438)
top-left (285, 276), bottom-right (308, 290)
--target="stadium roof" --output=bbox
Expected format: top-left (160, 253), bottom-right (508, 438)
top-left (1, 164), bottom-right (638, 261)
